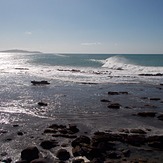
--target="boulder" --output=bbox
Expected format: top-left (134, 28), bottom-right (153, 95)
top-left (21, 146), bottom-right (39, 162)
top-left (56, 149), bottom-right (70, 161)
top-left (38, 102), bottom-right (47, 106)
top-left (40, 140), bottom-right (58, 149)
top-left (71, 136), bottom-right (91, 147)
top-left (157, 114), bottom-right (163, 121)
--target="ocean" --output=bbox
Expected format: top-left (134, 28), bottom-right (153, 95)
top-left (0, 52), bottom-right (163, 162)
top-left (1, 52), bottom-right (163, 84)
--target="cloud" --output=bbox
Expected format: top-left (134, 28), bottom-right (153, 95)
top-left (25, 31), bottom-right (32, 35)
top-left (81, 42), bottom-right (102, 46)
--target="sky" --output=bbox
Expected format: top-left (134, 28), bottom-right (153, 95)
top-left (0, 0), bottom-right (163, 54)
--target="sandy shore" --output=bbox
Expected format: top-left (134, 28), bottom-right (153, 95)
top-left (0, 82), bottom-right (163, 162)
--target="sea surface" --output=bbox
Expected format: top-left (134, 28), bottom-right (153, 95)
top-left (0, 52), bottom-right (163, 84)
top-left (0, 53), bottom-right (163, 162)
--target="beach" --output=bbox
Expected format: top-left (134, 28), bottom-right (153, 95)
top-left (0, 79), bottom-right (163, 162)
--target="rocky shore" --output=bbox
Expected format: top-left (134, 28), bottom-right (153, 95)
top-left (0, 82), bottom-right (163, 163)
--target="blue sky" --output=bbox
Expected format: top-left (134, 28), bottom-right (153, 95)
top-left (0, 0), bottom-right (163, 54)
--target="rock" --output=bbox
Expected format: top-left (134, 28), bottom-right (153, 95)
top-left (40, 140), bottom-right (58, 149)
top-left (13, 124), bottom-right (19, 127)
top-left (68, 124), bottom-right (79, 134)
top-left (2, 158), bottom-right (12, 163)
top-left (31, 81), bottom-right (50, 85)
top-left (100, 99), bottom-right (111, 102)
top-left (38, 102), bottom-right (47, 106)
top-left (44, 128), bottom-right (57, 134)
top-left (148, 141), bottom-right (163, 150)
top-left (21, 146), bottom-right (39, 162)
top-left (118, 128), bottom-right (129, 133)
top-left (30, 158), bottom-right (48, 163)
top-left (149, 98), bottom-right (161, 101)
top-left (15, 161), bottom-right (28, 163)
top-left (17, 131), bottom-right (24, 136)
top-left (56, 149), bottom-right (70, 161)
top-left (71, 136), bottom-right (91, 147)
top-left (108, 91), bottom-right (128, 95)
top-left (157, 114), bottom-right (163, 121)
top-left (137, 112), bottom-right (156, 117)
top-left (122, 149), bottom-right (131, 157)
top-left (130, 129), bottom-right (147, 134)
top-left (108, 103), bottom-right (121, 109)
top-left (107, 151), bottom-right (121, 159)
top-left (72, 159), bottom-right (84, 163)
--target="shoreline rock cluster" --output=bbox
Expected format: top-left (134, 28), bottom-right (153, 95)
top-left (1, 123), bottom-right (161, 163)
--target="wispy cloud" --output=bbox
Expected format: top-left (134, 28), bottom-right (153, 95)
top-left (81, 42), bottom-right (102, 46)
top-left (25, 31), bottom-right (32, 35)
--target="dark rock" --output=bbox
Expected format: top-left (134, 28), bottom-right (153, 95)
top-left (52, 134), bottom-right (77, 138)
top-left (17, 131), bottom-right (24, 136)
top-left (122, 149), bottom-right (131, 157)
top-left (1, 152), bottom-right (7, 156)
top-left (107, 151), bottom-right (121, 159)
top-left (125, 134), bottom-right (146, 146)
top-left (56, 149), bottom-right (70, 161)
top-left (108, 91), bottom-right (128, 95)
top-left (40, 140), bottom-right (58, 149)
top-left (21, 146), bottom-right (39, 162)
top-left (72, 146), bottom-right (86, 157)
top-left (68, 124), bottom-right (79, 134)
top-left (108, 103), bottom-right (121, 109)
top-left (15, 161), bottom-right (28, 163)
top-left (2, 158), bottom-right (12, 163)
top-left (13, 124), bottom-right (19, 127)
top-left (147, 135), bottom-right (163, 142)
top-left (137, 112), bottom-right (156, 117)
top-left (30, 158), bottom-right (48, 163)
top-left (44, 128), bottom-right (57, 134)
top-left (100, 99), bottom-right (111, 102)
top-left (38, 102), bottom-right (47, 106)
top-left (118, 128), bottom-right (129, 133)
top-left (72, 159), bottom-right (84, 163)
top-left (71, 136), bottom-right (91, 147)
top-left (130, 129), bottom-right (147, 134)
top-left (149, 98), bottom-right (161, 101)
top-left (157, 114), bottom-right (163, 121)
top-left (31, 80), bottom-right (50, 85)
top-left (139, 73), bottom-right (163, 76)
top-left (148, 141), bottom-right (163, 150)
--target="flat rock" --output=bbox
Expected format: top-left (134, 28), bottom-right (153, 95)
top-left (40, 140), bottom-right (58, 149)
top-left (56, 149), bottom-right (70, 161)
top-left (137, 112), bottom-right (157, 117)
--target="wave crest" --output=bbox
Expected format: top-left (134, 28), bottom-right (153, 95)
top-left (102, 56), bottom-right (131, 70)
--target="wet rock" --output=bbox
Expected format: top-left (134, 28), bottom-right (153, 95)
top-left (130, 129), bottom-right (147, 134)
top-left (31, 80), bottom-right (50, 85)
top-left (13, 124), bottom-right (19, 127)
top-left (137, 112), bottom-right (156, 117)
top-left (72, 159), bottom-right (84, 163)
top-left (56, 149), bottom-right (70, 161)
top-left (108, 103), bottom-right (121, 109)
top-left (125, 134), bottom-right (146, 146)
top-left (38, 102), bottom-right (47, 106)
top-left (1, 152), bottom-right (8, 156)
top-left (148, 141), bottom-right (163, 150)
top-left (40, 140), bottom-right (58, 149)
top-left (52, 134), bottom-right (77, 138)
top-left (139, 73), bottom-right (163, 76)
top-left (108, 91), bottom-right (128, 95)
top-left (15, 161), bottom-right (28, 163)
top-left (157, 114), bottom-right (163, 121)
top-left (17, 131), bottom-right (24, 136)
top-left (100, 99), bottom-right (111, 102)
top-left (107, 151), bottom-right (121, 159)
top-left (21, 146), bottom-right (39, 162)
top-left (122, 149), bottom-right (131, 157)
top-left (118, 128), bottom-right (129, 133)
top-left (30, 158), bottom-right (48, 163)
top-left (2, 158), bottom-right (12, 163)
top-left (44, 128), bottom-right (57, 134)
top-left (71, 136), bottom-right (91, 147)
top-left (68, 124), bottom-right (79, 134)
top-left (149, 98), bottom-right (161, 101)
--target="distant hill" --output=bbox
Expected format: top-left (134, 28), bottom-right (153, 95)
top-left (0, 49), bottom-right (42, 53)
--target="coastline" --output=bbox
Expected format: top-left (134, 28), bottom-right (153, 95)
top-left (0, 81), bottom-right (163, 162)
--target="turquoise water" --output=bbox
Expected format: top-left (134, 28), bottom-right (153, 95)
top-left (26, 53), bottom-right (163, 67)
